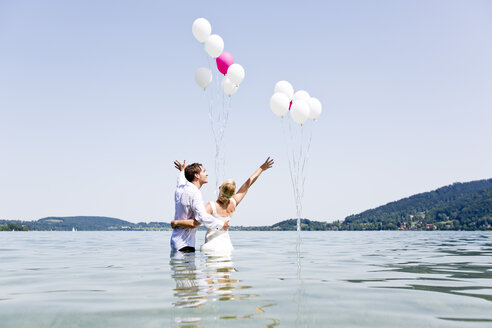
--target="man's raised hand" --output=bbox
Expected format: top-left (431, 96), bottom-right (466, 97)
top-left (174, 160), bottom-right (186, 171)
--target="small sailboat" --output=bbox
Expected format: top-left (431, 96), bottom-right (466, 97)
top-left (72, 227), bottom-right (76, 231)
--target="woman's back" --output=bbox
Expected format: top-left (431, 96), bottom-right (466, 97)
top-left (213, 198), bottom-right (237, 218)
top-left (200, 199), bottom-right (236, 253)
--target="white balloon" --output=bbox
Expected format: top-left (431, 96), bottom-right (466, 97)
top-left (290, 100), bottom-right (310, 125)
top-left (227, 64), bottom-right (245, 85)
top-left (222, 76), bottom-right (238, 96)
top-left (308, 97), bottom-right (322, 120)
top-left (205, 34), bottom-right (224, 58)
top-left (270, 92), bottom-right (290, 118)
top-left (194, 67), bottom-right (212, 90)
top-left (293, 90), bottom-right (310, 102)
top-left (192, 18), bottom-right (212, 43)
top-left (274, 80), bottom-right (294, 99)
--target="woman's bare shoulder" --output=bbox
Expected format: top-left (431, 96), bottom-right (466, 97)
top-left (227, 199), bottom-right (237, 211)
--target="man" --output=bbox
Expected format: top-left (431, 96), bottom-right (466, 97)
top-left (170, 160), bottom-right (229, 253)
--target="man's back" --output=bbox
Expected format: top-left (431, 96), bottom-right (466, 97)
top-left (171, 182), bottom-right (199, 250)
top-left (170, 171), bottom-right (224, 251)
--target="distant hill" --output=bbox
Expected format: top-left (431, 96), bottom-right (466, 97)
top-left (0, 216), bottom-right (171, 231)
top-left (2, 178), bottom-right (491, 231)
top-left (232, 219), bottom-right (331, 231)
top-left (235, 179), bottom-right (492, 231)
top-left (337, 178), bottom-right (492, 230)
top-left (37, 216), bottom-right (131, 230)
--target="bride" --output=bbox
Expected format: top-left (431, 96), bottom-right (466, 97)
top-left (172, 157), bottom-right (274, 253)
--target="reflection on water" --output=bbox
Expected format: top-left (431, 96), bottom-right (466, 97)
top-left (169, 251), bottom-right (278, 327)
top-left (1, 231), bottom-right (491, 327)
top-left (169, 252), bottom-right (203, 308)
top-left (170, 251), bottom-right (254, 308)
top-left (294, 231), bottom-right (308, 328)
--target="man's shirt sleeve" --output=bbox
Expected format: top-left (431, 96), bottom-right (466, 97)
top-left (177, 171), bottom-right (187, 188)
top-left (190, 191), bottom-right (224, 230)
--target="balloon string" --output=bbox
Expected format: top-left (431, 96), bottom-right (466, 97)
top-left (206, 65), bottom-right (230, 191)
top-left (284, 118), bottom-right (301, 231)
top-left (206, 52), bottom-right (212, 70)
top-left (298, 124), bottom-right (312, 217)
top-left (282, 117), bottom-right (314, 233)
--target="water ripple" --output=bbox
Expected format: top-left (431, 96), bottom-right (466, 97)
top-left (0, 231), bottom-right (491, 327)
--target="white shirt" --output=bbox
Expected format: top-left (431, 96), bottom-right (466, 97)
top-left (170, 171), bottom-right (225, 250)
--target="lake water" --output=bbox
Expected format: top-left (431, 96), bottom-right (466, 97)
top-left (1, 231), bottom-right (491, 327)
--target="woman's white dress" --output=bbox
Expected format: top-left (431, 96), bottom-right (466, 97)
top-left (200, 199), bottom-right (235, 254)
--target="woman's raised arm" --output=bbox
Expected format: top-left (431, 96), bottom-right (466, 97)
top-left (233, 157), bottom-right (274, 206)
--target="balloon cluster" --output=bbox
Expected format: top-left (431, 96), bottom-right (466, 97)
top-left (270, 81), bottom-right (322, 125)
top-left (192, 18), bottom-right (245, 96)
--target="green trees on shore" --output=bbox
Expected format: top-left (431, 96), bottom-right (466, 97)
top-left (0, 223), bottom-right (28, 231)
top-left (340, 179), bottom-right (492, 231)
top-left (0, 217), bottom-right (172, 231)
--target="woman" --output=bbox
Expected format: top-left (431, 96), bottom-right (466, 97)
top-left (172, 157), bottom-right (274, 253)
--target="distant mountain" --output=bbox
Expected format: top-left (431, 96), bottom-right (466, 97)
top-left (2, 178), bottom-right (491, 231)
top-left (235, 179), bottom-right (492, 231)
top-left (0, 216), bottom-right (171, 231)
top-left (337, 178), bottom-right (492, 230)
top-left (37, 216), bottom-right (131, 230)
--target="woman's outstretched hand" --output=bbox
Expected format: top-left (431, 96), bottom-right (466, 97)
top-left (260, 157), bottom-right (274, 171)
top-left (174, 160), bottom-right (186, 171)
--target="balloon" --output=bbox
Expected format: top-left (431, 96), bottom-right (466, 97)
top-left (205, 34), bottom-right (224, 58)
top-left (216, 52), bottom-right (234, 75)
top-left (222, 76), bottom-right (238, 96)
top-left (290, 100), bottom-right (310, 125)
top-left (192, 18), bottom-right (212, 43)
top-left (194, 68), bottom-right (212, 90)
top-left (308, 97), bottom-right (322, 120)
top-left (227, 63), bottom-right (245, 85)
top-left (274, 80), bottom-right (294, 99)
top-left (293, 90), bottom-right (310, 102)
top-left (270, 92), bottom-right (290, 117)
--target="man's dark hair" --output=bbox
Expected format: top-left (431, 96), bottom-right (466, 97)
top-left (184, 163), bottom-right (203, 182)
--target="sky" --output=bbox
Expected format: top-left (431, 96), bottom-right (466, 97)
top-left (1, 0), bottom-right (491, 225)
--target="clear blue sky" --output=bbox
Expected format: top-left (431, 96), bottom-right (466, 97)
top-left (1, 0), bottom-right (491, 225)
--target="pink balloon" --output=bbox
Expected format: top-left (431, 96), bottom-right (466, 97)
top-left (216, 52), bottom-right (234, 75)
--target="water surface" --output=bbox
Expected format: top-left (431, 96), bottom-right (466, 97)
top-left (1, 231), bottom-right (491, 327)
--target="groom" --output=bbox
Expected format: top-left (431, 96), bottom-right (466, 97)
top-left (170, 160), bottom-right (229, 253)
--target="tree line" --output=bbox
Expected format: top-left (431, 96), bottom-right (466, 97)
top-left (2, 178), bottom-right (491, 231)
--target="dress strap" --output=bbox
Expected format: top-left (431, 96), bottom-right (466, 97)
top-left (230, 197), bottom-right (237, 208)
top-left (210, 202), bottom-right (218, 216)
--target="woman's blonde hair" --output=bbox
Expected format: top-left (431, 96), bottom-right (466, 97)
top-left (218, 179), bottom-right (236, 204)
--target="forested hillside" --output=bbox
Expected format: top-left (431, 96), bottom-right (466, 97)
top-left (337, 179), bottom-right (492, 230)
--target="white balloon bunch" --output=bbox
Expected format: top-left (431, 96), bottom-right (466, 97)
top-left (192, 18), bottom-right (245, 96)
top-left (270, 81), bottom-right (322, 125)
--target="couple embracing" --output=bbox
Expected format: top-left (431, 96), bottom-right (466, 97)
top-left (170, 157), bottom-right (274, 254)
